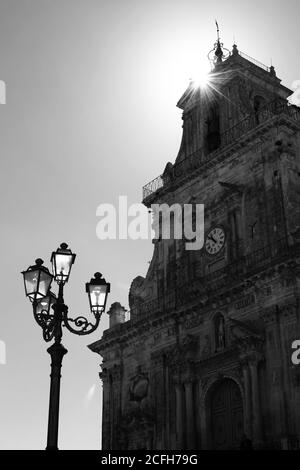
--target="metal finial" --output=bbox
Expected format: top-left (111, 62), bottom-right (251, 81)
top-left (214, 20), bottom-right (223, 62)
top-left (215, 20), bottom-right (220, 41)
top-left (208, 21), bottom-right (230, 66)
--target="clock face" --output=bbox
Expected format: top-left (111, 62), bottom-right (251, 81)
top-left (205, 227), bottom-right (226, 255)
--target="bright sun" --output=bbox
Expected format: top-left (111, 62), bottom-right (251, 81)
top-left (191, 66), bottom-right (211, 88)
top-left (194, 72), bottom-right (209, 88)
top-left (192, 63), bottom-right (211, 88)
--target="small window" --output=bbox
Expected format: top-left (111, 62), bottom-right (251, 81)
top-left (253, 95), bottom-right (266, 124)
top-left (206, 103), bottom-right (221, 153)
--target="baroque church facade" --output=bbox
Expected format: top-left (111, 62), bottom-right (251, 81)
top-left (89, 38), bottom-right (300, 450)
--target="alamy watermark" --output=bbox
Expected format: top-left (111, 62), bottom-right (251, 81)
top-left (96, 196), bottom-right (205, 251)
top-left (0, 340), bottom-right (6, 365)
top-left (0, 80), bottom-right (6, 104)
top-left (291, 340), bottom-right (300, 365)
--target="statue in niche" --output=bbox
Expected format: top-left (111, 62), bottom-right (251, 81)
top-left (215, 315), bottom-right (225, 351)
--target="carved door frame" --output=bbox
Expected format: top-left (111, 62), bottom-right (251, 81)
top-left (199, 374), bottom-right (245, 450)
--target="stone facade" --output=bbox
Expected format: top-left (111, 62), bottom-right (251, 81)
top-left (89, 44), bottom-right (300, 450)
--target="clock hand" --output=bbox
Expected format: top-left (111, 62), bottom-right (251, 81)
top-left (208, 234), bottom-right (217, 243)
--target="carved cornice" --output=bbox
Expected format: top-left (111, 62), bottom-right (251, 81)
top-left (196, 346), bottom-right (239, 372)
top-left (89, 249), bottom-right (300, 356)
top-left (218, 180), bottom-right (244, 195)
top-left (229, 316), bottom-right (262, 337)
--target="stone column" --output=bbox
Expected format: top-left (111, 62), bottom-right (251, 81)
top-left (99, 369), bottom-right (110, 450)
top-left (110, 364), bottom-right (123, 449)
top-left (230, 212), bottom-right (237, 259)
top-left (175, 382), bottom-right (184, 449)
top-left (165, 364), bottom-right (170, 448)
top-left (198, 379), bottom-right (207, 449)
top-left (249, 355), bottom-right (262, 445)
top-left (151, 353), bottom-right (165, 449)
top-left (242, 361), bottom-right (252, 438)
top-left (185, 381), bottom-right (196, 449)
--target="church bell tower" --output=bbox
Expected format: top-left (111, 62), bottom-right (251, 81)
top-left (89, 30), bottom-right (300, 450)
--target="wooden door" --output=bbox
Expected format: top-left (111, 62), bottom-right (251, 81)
top-left (211, 379), bottom-right (244, 449)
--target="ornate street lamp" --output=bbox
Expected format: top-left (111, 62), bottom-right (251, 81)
top-left (22, 258), bottom-right (53, 302)
top-left (86, 272), bottom-right (110, 315)
top-left (21, 243), bottom-right (110, 450)
top-left (51, 242), bottom-right (76, 285)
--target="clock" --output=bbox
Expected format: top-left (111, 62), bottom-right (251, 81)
top-left (205, 226), bottom-right (226, 255)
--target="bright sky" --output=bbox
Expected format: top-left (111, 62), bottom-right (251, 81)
top-left (0, 0), bottom-right (299, 450)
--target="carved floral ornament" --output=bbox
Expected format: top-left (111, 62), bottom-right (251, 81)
top-left (263, 130), bottom-right (297, 163)
top-left (120, 371), bottom-right (154, 446)
top-left (119, 420), bottom-right (154, 448)
top-left (118, 400), bottom-right (155, 450)
top-left (99, 362), bottom-right (123, 384)
top-left (235, 334), bottom-right (264, 357)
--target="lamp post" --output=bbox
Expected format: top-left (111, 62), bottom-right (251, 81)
top-left (21, 243), bottom-right (110, 450)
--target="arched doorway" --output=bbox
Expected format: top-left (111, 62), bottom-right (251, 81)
top-left (210, 379), bottom-right (244, 450)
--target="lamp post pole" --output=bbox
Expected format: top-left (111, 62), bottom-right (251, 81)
top-left (21, 243), bottom-right (110, 450)
top-left (46, 282), bottom-right (67, 451)
top-left (46, 340), bottom-right (67, 450)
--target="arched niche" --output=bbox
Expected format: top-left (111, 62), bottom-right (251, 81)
top-left (205, 102), bottom-right (221, 153)
top-left (253, 95), bottom-right (266, 124)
